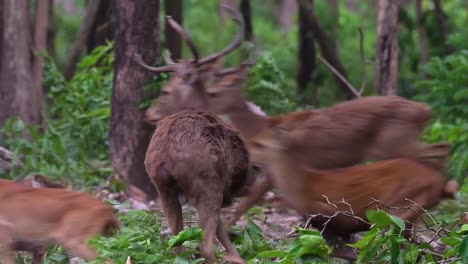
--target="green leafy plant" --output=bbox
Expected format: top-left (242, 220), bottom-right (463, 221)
top-left (244, 52), bottom-right (297, 115)
top-left (1, 43), bottom-right (115, 186)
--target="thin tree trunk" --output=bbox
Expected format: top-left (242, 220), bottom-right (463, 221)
top-left (329, 0), bottom-right (340, 53)
top-left (240, 0), bottom-right (253, 41)
top-left (32, 0), bottom-right (50, 130)
top-left (297, 0), bottom-right (354, 99)
top-left (110, 0), bottom-right (160, 198)
top-left (164, 0), bottom-right (182, 60)
top-left (297, 0), bottom-right (316, 105)
top-left (432, 0), bottom-right (452, 54)
top-left (278, 0), bottom-right (297, 31)
top-left (0, 0), bottom-right (46, 129)
top-left (87, 0), bottom-right (114, 53)
top-left (63, 0), bottom-right (101, 80)
top-left (47, 0), bottom-right (56, 57)
top-left (415, 0), bottom-right (429, 65)
top-left (346, 0), bottom-right (358, 12)
top-left (374, 0), bottom-right (399, 95)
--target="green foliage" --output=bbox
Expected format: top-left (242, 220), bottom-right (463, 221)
top-left (414, 51), bottom-right (468, 181)
top-left (244, 52), bottom-right (297, 115)
top-left (349, 210), bottom-right (468, 263)
top-left (1, 43), bottom-right (115, 186)
top-left (89, 210), bottom-right (178, 264)
top-left (253, 227), bottom-right (332, 263)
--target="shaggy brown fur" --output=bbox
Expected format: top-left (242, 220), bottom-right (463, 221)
top-left (144, 110), bottom-right (252, 264)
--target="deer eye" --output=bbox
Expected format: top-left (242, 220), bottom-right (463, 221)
top-left (161, 90), bottom-right (170, 96)
top-left (208, 92), bottom-right (219, 98)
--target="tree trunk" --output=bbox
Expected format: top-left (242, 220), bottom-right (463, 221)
top-left (329, 0), bottom-right (340, 53)
top-left (164, 0), bottom-right (182, 60)
top-left (432, 0), bottom-right (452, 54)
top-left (374, 0), bottom-right (399, 95)
top-left (415, 0), bottom-right (429, 65)
top-left (297, 0), bottom-right (316, 105)
top-left (32, 0), bottom-right (50, 130)
top-left (297, 0), bottom-right (354, 99)
top-left (240, 0), bottom-right (253, 41)
top-left (278, 0), bottom-right (297, 31)
top-left (346, 0), bottom-right (358, 12)
top-left (0, 0), bottom-right (46, 129)
top-left (47, 0), bottom-right (56, 57)
top-left (110, 0), bottom-right (160, 198)
top-left (63, 0), bottom-right (102, 80)
top-left (87, 0), bottom-right (114, 53)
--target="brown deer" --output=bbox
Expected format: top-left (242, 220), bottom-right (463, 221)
top-left (144, 110), bottom-right (253, 264)
top-left (0, 179), bottom-right (120, 264)
top-left (247, 127), bottom-right (456, 257)
top-left (136, 1), bottom-right (450, 237)
top-left (201, 67), bottom-right (451, 226)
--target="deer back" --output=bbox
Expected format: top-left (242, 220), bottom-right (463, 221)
top-left (145, 110), bottom-right (251, 204)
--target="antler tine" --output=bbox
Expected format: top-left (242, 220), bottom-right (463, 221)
top-left (135, 53), bottom-right (174, 73)
top-left (215, 45), bottom-right (259, 77)
top-left (166, 16), bottom-right (200, 62)
top-left (198, 4), bottom-right (245, 65)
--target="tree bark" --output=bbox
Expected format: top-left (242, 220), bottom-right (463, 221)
top-left (278, 0), bottom-right (297, 31)
top-left (240, 0), bottom-right (254, 41)
top-left (164, 0), bottom-right (182, 60)
top-left (32, 0), bottom-right (50, 129)
top-left (110, 0), bottom-right (160, 198)
top-left (329, 0), bottom-right (340, 53)
top-left (63, 0), bottom-right (102, 80)
top-left (297, 0), bottom-right (316, 105)
top-left (0, 0), bottom-right (46, 129)
top-left (87, 0), bottom-right (114, 53)
top-left (47, 0), bottom-right (56, 57)
top-left (374, 0), bottom-right (399, 95)
top-left (432, 0), bottom-right (452, 54)
top-left (415, 0), bottom-right (429, 65)
top-left (297, 0), bottom-right (354, 99)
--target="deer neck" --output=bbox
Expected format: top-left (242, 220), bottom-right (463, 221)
top-left (189, 84), bottom-right (210, 111)
top-left (226, 102), bottom-right (268, 139)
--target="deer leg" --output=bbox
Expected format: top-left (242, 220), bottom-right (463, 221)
top-left (196, 199), bottom-right (222, 264)
top-left (60, 239), bottom-right (99, 261)
top-left (215, 218), bottom-right (245, 264)
top-left (0, 230), bottom-right (15, 264)
top-left (226, 174), bottom-right (273, 227)
top-left (151, 168), bottom-right (184, 256)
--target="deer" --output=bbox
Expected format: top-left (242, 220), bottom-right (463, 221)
top-left (247, 127), bottom-right (457, 258)
top-left (144, 110), bottom-right (253, 264)
top-left (0, 179), bottom-right (120, 264)
top-left (136, 1), bottom-right (450, 241)
top-left (144, 59), bottom-right (451, 228)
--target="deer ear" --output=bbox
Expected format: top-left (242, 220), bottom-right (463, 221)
top-left (274, 128), bottom-right (291, 150)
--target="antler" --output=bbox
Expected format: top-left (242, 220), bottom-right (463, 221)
top-left (166, 16), bottom-right (200, 62)
top-left (135, 4), bottom-right (244, 73)
top-left (134, 53), bottom-right (173, 73)
top-left (198, 4), bottom-right (245, 65)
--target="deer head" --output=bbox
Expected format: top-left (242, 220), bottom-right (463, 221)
top-left (136, 4), bottom-right (245, 124)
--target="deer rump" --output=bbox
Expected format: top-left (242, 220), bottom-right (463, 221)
top-left (144, 109), bottom-right (251, 263)
top-left (145, 110), bottom-right (250, 206)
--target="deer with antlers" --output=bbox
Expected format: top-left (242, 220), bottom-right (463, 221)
top-left (137, 2), bottom-right (450, 245)
top-left (139, 5), bottom-right (254, 264)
